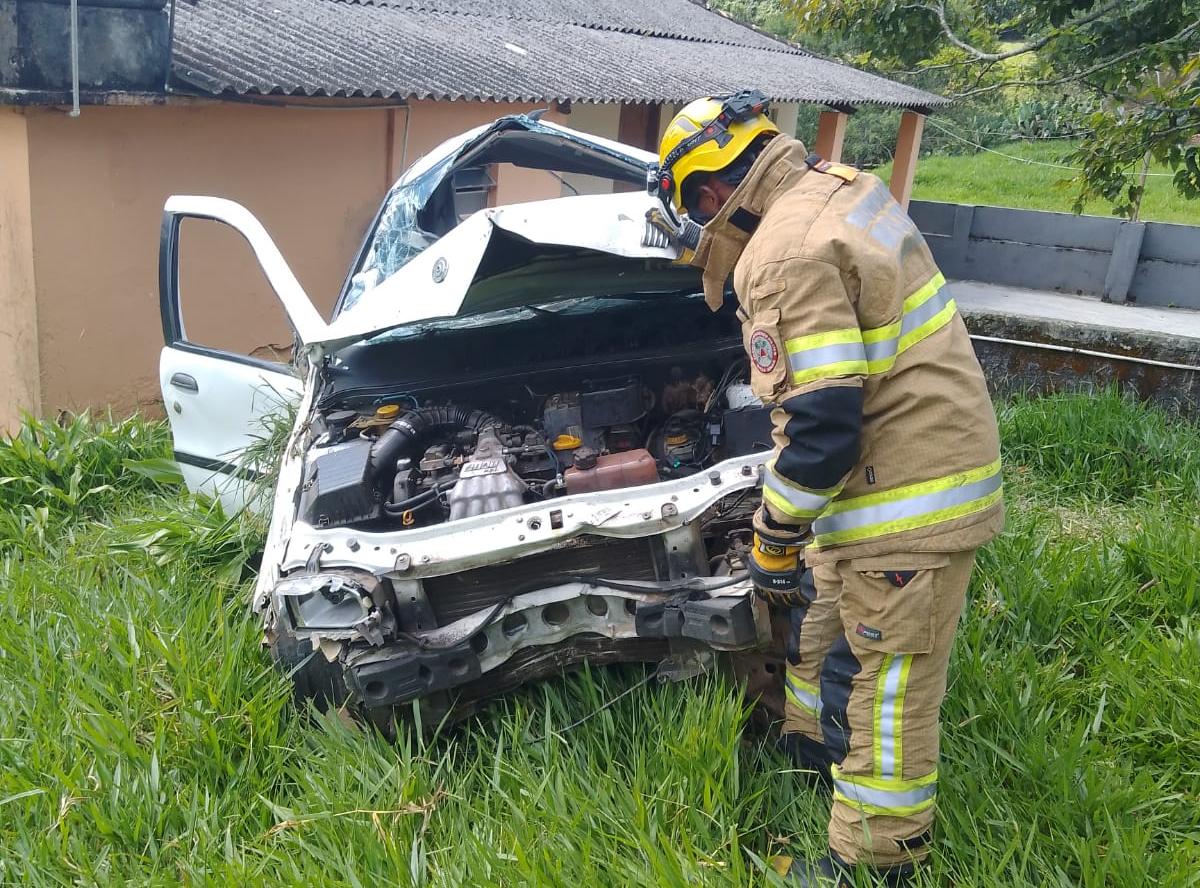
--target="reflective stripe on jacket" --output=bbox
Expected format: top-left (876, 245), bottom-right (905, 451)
top-left (692, 135), bottom-right (1004, 564)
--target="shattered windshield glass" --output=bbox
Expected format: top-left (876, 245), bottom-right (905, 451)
top-left (340, 116), bottom-right (652, 315)
top-left (341, 152), bottom-right (461, 313)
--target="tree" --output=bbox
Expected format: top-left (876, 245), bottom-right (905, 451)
top-left (785, 0), bottom-right (1200, 217)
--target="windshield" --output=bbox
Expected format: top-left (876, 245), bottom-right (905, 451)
top-left (340, 116), bottom-right (654, 315)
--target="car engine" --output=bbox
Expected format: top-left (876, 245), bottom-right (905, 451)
top-left (297, 364), bottom-right (775, 532)
top-left (273, 301), bottom-right (791, 728)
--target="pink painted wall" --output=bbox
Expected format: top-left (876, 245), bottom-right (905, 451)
top-left (16, 97), bottom-right (594, 415)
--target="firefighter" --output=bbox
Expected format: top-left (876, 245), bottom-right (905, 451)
top-left (648, 92), bottom-right (1004, 886)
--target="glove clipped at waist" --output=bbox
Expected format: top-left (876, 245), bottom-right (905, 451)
top-left (747, 532), bottom-right (809, 610)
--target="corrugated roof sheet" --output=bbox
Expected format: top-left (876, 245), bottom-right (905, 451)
top-left (334, 0), bottom-right (802, 52)
top-left (171, 0), bottom-right (947, 109)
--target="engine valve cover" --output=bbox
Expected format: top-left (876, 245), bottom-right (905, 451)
top-left (448, 429), bottom-right (526, 520)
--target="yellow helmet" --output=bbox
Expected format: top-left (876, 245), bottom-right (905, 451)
top-left (655, 90), bottom-right (780, 211)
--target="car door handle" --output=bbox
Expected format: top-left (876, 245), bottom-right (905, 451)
top-left (169, 372), bottom-right (199, 393)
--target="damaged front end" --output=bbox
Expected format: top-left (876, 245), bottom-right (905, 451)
top-left (265, 450), bottom-right (779, 727)
top-left (229, 113), bottom-right (792, 728)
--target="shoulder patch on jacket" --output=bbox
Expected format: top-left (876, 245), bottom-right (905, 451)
top-left (824, 163), bottom-right (859, 183)
top-left (749, 327), bottom-right (782, 373)
top-left (804, 152), bottom-right (859, 183)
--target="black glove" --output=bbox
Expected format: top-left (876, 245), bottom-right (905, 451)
top-left (747, 532), bottom-right (808, 609)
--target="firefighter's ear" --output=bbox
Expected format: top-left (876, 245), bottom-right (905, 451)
top-left (694, 178), bottom-right (736, 221)
top-left (693, 183), bottom-right (719, 220)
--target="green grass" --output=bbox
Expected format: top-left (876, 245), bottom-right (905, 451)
top-left (2, 393), bottom-right (1199, 885)
top-left (874, 141), bottom-right (1199, 224)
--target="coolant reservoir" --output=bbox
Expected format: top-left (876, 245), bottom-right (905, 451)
top-left (564, 449), bottom-right (658, 494)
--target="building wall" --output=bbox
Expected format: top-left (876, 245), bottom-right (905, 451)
top-left (18, 97), bottom-right (580, 417)
top-left (23, 101), bottom-right (387, 414)
top-left (0, 108), bottom-right (41, 434)
top-left (557, 102), bottom-right (623, 196)
top-left (4, 95), bottom-right (677, 421)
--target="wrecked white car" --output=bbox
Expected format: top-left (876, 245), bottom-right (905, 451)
top-left (157, 116), bottom-right (783, 727)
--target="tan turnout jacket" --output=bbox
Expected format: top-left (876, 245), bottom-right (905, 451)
top-left (692, 135), bottom-right (1003, 565)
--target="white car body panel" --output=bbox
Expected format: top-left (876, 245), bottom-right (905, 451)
top-left (310, 190), bottom-right (679, 348)
top-left (253, 363), bottom-right (320, 610)
top-left (158, 348), bottom-right (302, 512)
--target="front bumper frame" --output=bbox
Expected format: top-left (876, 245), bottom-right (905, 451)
top-left (342, 576), bottom-right (767, 708)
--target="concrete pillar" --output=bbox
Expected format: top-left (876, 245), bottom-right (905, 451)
top-left (889, 110), bottom-right (926, 209)
top-left (813, 110), bottom-right (848, 162)
top-left (771, 102), bottom-right (800, 140)
top-left (0, 108), bottom-right (41, 434)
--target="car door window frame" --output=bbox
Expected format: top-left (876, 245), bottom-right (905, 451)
top-left (159, 211), bottom-right (303, 374)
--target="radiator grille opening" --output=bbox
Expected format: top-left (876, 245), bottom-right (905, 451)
top-left (423, 536), bottom-right (663, 625)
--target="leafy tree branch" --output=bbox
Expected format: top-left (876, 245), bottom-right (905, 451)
top-left (784, 0), bottom-right (1200, 217)
top-left (924, 0), bottom-right (1124, 62)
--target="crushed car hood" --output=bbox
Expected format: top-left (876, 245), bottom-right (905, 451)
top-left (313, 116), bottom-right (681, 349)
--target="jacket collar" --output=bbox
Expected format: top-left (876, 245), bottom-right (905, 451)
top-left (690, 135), bottom-right (813, 310)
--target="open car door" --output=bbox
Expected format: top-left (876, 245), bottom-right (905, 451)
top-left (158, 196), bottom-right (327, 511)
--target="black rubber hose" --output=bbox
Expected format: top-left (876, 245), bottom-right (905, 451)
top-left (382, 478), bottom-right (457, 515)
top-left (369, 405), bottom-right (504, 478)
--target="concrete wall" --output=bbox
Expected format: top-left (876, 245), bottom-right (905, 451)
top-left (8, 96), bottom-right (608, 420)
top-left (23, 101), bottom-right (390, 413)
top-left (0, 109), bottom-right (42, 434)
top-left (910, 200), bottom-right (1200, 310)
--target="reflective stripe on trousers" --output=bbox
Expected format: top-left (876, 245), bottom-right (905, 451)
top-left (811, 459), bottom-right (1003, 550)
top-left (832, 768), bottom-right (938, 817)
top-left (874, 653), bottom-right (912, 778)
top-left (786, 674), bottom-right (823, 718)
top-left (783, 272), bottom-right (953, 386)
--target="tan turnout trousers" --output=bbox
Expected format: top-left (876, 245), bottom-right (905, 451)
top-left (784, 550), bottom-right (977, 866)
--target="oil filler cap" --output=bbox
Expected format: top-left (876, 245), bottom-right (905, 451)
top-left (552, 434), bottom-right (582, 451)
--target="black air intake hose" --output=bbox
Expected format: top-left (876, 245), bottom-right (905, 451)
top-left (369, 406), bottom-right (504, 478)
